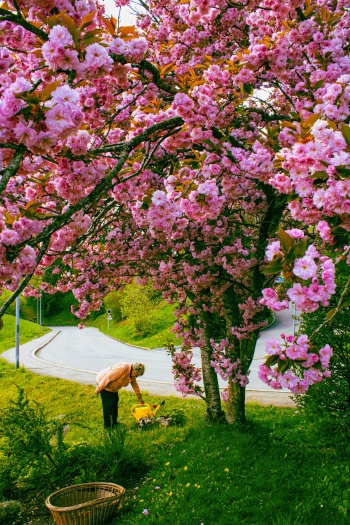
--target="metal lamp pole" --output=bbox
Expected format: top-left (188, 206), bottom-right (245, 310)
top-left (15, 295), bottom-right (20, 369)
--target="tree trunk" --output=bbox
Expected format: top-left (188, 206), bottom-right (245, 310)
top-left (200, 345), bottom-right (225, 422)
top-left (225, 377), bottom-right (246, 424)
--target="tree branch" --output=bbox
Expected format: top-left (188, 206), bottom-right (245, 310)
top-left (0, 144), bottom-right (26, 194)
top-left (0, 8), bottom-right (48, 41)
top-left (8, 116), bottom-right (184, 254)
top-left (110, 54), bottom-right (178, 94)
top-left (311, 273), bottom-right (350, 340)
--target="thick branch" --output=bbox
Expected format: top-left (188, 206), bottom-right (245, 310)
top-left (11, 116), bottom-right (184, 253)
top-left (245, 107), bottom-right (294, 122)
top-left (111, 54), bottom-right (177, 94)
top-left (0, 144), bottom-right (26, 194)
top-left (0, 8), bottom-right (48, 41)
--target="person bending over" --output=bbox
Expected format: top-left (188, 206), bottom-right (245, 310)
top-left (95, 362), bottom-right (145, 428)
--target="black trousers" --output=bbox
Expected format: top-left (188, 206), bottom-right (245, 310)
top-left (100, 390), bottom-right (119, 428)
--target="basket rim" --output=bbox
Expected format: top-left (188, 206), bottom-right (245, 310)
top-left (45, 482), bottom-right (125, 513)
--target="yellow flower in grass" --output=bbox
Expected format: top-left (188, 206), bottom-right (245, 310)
top-left (165, 462), bottom-right (170, 466)
top-left (225, 468), bottom-right (229, 472)
top-left (184, 466), bottom-right (188, 471)
top-left (186, 483), bottom-right (190, 488)
top-left (167, 491), bottom-right (173, 497)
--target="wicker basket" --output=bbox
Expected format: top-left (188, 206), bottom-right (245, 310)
top-left (45, 482), bottom-right (125, 525)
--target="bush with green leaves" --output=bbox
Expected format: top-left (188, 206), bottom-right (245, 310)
top-left (164, 408), bottom-right (187, 426)
top-left (0, 386), bottom-right (148, 504)
top-left (0, 500), bottom-right (22, 525)
top-left (103, 289), bottom-right (124, 323)
top-left (0, 386), bottom-right (69, 493)
top-left (293, 260), bottom-right (350, 432)
top-left (121, 280), bottom-right (163, 337)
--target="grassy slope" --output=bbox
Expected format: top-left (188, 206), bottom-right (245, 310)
top-left (0, 357), bottom-right (349, 525)
top-left (0, 316), bottom-right (349, 524)
top-left (0, 314), bottom-right (50, 354)
top-left (91, 301), bottom-right (180, 349)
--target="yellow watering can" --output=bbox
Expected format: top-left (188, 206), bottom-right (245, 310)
top-left (131, 401), bottom-right (165, 422)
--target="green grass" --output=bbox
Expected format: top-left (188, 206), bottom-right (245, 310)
top-left (0, 355), bottom-right (349, 525)
top-left (1, 288), bottom-right (179, 347)
top-left (0, 312), bottom-right (349, 525)
top-left (92, 301), bottom-right (180, 349)
top-left (0, 314), bottom-right (50, 354)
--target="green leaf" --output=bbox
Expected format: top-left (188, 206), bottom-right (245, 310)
top-left (302, 112), bottom-right (320, 130)
top-left (336, 165), bottom-right (350, 177)
top-left (278, 227), bottom-right (294, 252)
top-left (277, 359), bottom-right (290, 374)
top-left (341, 123), bottom-right (350, 146)
top-left (263, 257), bottom-right (283, 275)
top-left (264, 355), bottom-right (280, 367)
top-left (243, 83), bottom-right (254, 94)
top-left (341, 299), bottom-right (350, 308)
top-left (292, 239), bottom-right (308, 259)
top-left (314, 79), bottom-right (325, 89)
top-left (325, 308), bottom-right (336, 321)
top-left (40, 80), bottom-right (62, 102)
top-left (310, 170), bottom-right (327, 179)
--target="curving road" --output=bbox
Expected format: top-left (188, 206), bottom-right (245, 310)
top-left (2, 306), bottom-right (297, 406)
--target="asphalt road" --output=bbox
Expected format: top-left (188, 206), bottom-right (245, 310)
top-left (2, 307), bottom-right (297, 407)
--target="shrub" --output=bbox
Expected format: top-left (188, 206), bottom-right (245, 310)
top-left (164, 408), bottom-right (187, 426)
top-left (0, 386), bottom-right (70, 492)
top-left (293, 260), bottom-right (350, 433)
top-left (103, 290), bottom-right (124, 322)
top-left (121, 280), bottom-right (163, 337)
top-left (0, 387), bottom-right (148, 502)
top-left (0, 501), bottom-right (22, 525)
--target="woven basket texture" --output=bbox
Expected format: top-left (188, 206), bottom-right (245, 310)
top-left (45, 482), bottom-right (125, 525)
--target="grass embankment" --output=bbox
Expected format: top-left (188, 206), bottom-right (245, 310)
top-left (0, 351), bottom-right (349, 525)
top-left (91, 301), bottom-right (179, 349)
top-left (1, 316), bottom-right (349, 524)
top-left (1, 287), bottom-right (179, 348)
top-left (0, 314), bottom-right (50, 353)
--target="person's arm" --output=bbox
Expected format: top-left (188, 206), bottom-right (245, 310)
top-left (131, 376), bottom-right (144, 404)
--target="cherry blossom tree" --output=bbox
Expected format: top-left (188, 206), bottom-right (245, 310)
top-left (0, 0), bottom-right (349, 423)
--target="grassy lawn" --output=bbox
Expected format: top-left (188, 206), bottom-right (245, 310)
top-left (0, 354), bottom-right (349, 525)
top-left (0, 316), bottom-right (349, 525)
top-left (0, 314), bottom-right (50, 354)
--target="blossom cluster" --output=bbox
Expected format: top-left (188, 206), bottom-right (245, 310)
top-left (170, 348), bottom-right (203, 397)
top-left (258, 334), bottom-right (333, 394)
top-left (210, 339), bottom-right (249, 388)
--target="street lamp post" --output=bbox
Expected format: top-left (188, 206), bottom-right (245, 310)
top-left (15, 295), bottom-right (20, 369)
top-left (107, 309), bottom-right (112, 330)
top-left (39, 293), bottom-right (42, 328)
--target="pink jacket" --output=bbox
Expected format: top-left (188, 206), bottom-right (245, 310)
top-left (95, 362), bottom-right (141, 396)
